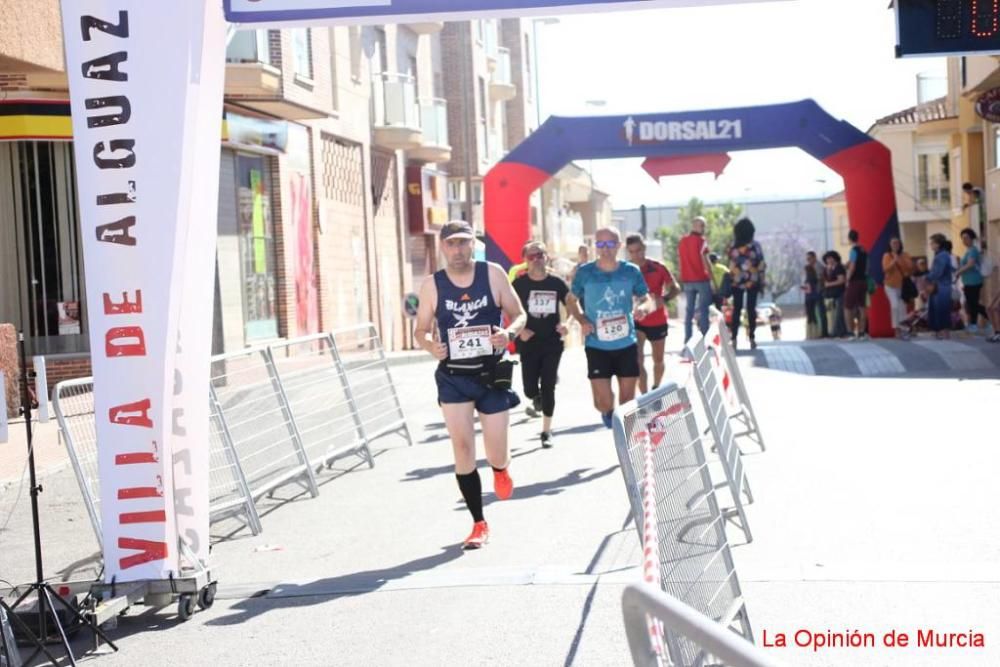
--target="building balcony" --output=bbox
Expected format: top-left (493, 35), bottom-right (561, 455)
top-left (489, 48), bottom-right (516, 102)
top-left (225, 61), bottom-right (281, 98)
top-left (225, 29), bottom-right (280, 97)
top-left (224, 31), bottom-right (326, 120)
top-left (406, 21), bottom-right (444, 35)
top-left (372, 72), bottom-right (422, 150)
top-left (484, 24), bottom-right (499, 67)
top-left (409, 98), bottom-right (451, 163)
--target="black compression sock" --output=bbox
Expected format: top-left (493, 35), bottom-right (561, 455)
top-left (456, 470), bottom-right (484, 522)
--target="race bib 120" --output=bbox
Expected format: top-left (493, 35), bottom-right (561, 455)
top-left (448, 325), bottom-right (492, 360)
top-left (596, 314), bottom-right (629, 342)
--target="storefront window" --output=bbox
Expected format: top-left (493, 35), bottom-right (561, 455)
top-left (1, 142), bottom-right (86, 356)
top-left (235, 154), bottom-right (279, 340)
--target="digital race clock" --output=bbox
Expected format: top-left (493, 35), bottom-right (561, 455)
top-left (896, 0), bottom-right (1000, 57)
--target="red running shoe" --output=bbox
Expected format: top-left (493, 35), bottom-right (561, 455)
top-left (493, 468), bottom-right (513, 500)
top-left (463, 521), bottom-right (489, 549)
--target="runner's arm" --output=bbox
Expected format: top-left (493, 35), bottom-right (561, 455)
top-left (632, 269), bottom-right (654, 319)
top-left (490, 263), bottom-right (527, 344)
top-left (566, 293), bottom-right (594, 336)
top-left (663, 268), bottom-right (680, 301)
top-left (414, 277), bottom-right (447, 360)
top-left (633, 291), bottom-right (655, 320)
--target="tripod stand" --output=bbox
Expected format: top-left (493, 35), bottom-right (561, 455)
top-left (1, 332), bottom-right (117, 666)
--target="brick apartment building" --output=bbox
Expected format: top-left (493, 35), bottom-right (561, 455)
top-left (0, 3), bottom-right (592, 406)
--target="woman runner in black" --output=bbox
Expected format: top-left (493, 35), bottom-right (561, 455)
top-left (512, 241), bottom-right (569, 448)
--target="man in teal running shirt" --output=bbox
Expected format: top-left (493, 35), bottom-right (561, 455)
top-left (567, 226), bottom-right (654, 428)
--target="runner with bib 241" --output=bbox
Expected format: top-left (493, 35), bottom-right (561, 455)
top-left (567, 226), bottom-right (655, 429)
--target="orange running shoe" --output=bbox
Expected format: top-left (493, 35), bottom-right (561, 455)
top-left (493, 467), bottom-right (513, 500)
top-left (463, 521), bottom-right (489, 549)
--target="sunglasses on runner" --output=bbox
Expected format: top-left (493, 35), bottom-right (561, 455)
top-left (526, 252), bottom-right (545, 260)
top-left (595, 240), bottom-right (619, 249)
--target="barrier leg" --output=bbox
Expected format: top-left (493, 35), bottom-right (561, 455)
top-left (262, 349), bottom-right (319, 498)
top-left (211, 386), bottom-right (263, 536)
top-left (327, 334), bottom-right (374, 469)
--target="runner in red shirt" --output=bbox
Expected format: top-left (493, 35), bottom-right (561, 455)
top-left (626, 234), bottom-right (679, 393)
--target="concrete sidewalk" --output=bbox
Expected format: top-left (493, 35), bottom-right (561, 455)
top-left (1, 322), bottom-right (999, 666)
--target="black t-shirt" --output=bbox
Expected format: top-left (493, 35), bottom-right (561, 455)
top-left (849, 245), bottom-right (868, 283)
top-left (823, 265), bottom-right (846, 298)
top-left (512, 273), bottom-right (569, 343)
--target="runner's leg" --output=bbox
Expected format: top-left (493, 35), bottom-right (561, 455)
top-left (618, 376), bottom-right (638, 405)
top-left (520, 346), bottom-right (542, 416)
top-left (441, 401), bottom-right (485, 528)
top-left (636, 329), bottom-right (649, 393)
top-left (480, 409), bottom-right (511, 470)
top-left (650, 336), bottom-right (666, 389)
top-left (590, 378), bottom-right (614, 414)
top-left (539, 345), bottom-right (562, 435)
top-left (481, 408), bottom-right (514, 501)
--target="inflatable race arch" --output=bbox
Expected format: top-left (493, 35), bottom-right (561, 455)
top-left (484, 99), bottom-right (898, 337)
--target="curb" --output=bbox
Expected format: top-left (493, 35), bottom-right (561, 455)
top-left (382, 351), bottom-right (436, 368)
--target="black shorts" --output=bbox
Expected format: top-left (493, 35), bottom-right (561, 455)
top-left (585, 344), bottom-right (640, 380)
top-left (635, 323), bottom-right (669, 342)
top-left (844, 280), bottom-right (867, 310)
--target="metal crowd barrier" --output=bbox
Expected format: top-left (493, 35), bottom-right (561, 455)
top-left (330, 324), bottom-right (412, 447)
top-left (686, 333), bottom-right (754, 544)
top-left (210, 345), bottom-right (320, 502)
top-left (622, 583), bottom-right (779, 667)
top-left (267, 334), bottom-right (374, 470)
top-left (52, 378), bottom-right (263, 547)
top-left (710, 322), bottom-right (765, 452)
top-left (612, 382), bottom-right (753, 667)
top-left (52, 323), bottom-right (410, 545)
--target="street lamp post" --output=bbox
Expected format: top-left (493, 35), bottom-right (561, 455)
top-left (816, 178), bottom-right (830, 252)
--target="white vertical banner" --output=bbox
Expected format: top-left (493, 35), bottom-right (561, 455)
top-left (171, 1), bottom-right (227, 569)
top-left (61, 1), bottom-right (211, 582)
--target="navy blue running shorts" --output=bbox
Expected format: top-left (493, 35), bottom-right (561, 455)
top-left (435, 367), bottom-right (521, 414)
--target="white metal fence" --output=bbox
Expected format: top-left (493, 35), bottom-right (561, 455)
top-left (622, 583), bottom-right (779, 667)
top-left (612, 382), bottom-right (753, 667)
top-left (52, 324), bottom-right (410, 543)
top-left (710, 322), bottom-right (765, 452)
top-left (686, 332), bottom-right (754, 544)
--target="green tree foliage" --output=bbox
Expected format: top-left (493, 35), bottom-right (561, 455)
top-left (654, 198), bottom-right (743, 272)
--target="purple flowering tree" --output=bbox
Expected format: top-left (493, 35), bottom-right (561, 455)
top-left (759, 223), bottom-right (812, 302)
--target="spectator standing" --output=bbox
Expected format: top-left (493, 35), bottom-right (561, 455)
top-left (822, 251), bottom-right (848, 338)
top-left (677, 216), bottom-right (715, 343)
top-left (912, 257), bottom-right (930, 309)
top-left (963, 182), bottom-right (986, 238)
top-left (709, 252), bottom-right (731, 309)
top-left (803, 251), bottom-right (827, 339)
top-left (926, 233), bottom-right (954, 340)
top-left (881, 237), bottom-right (913, 339)
top-left (955, 228), bottom-right (988, 334)
top-left (727, 218), bottom-right (765, 349)
top-left (567, 244), bottom-right (590, 287)
top-left (844, 230), bottom-right (870, 339)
